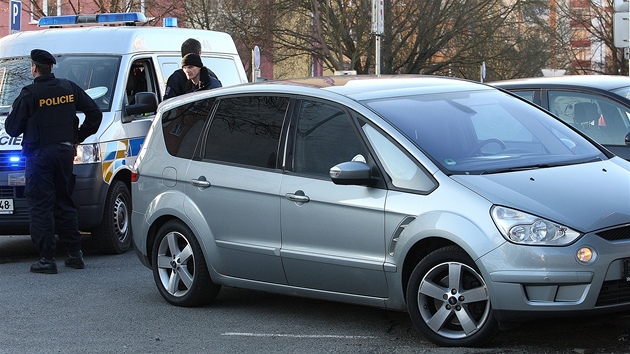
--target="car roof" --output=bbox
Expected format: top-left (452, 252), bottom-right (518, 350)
top-left (491, 75), bottom-right (630, 92)
top-left (212, 75), bottom-right (493, 100)
top-left (159, 75), bottom-right (498, 110)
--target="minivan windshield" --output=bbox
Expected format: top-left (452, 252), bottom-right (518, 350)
top-left (0, 55), bottom-right (120, 114)
top-left (364, 89), bottom-right (607, 175)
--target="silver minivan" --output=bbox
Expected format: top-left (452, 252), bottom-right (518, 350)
top-left (131, 75), bottom-right (630, 347)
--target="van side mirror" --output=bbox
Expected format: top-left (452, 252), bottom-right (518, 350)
top-left (329, 161), bottom-right (377, 186)
top-left (123, 92), bottom-right (158, 122)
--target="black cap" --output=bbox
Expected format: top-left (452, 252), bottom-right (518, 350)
top-left (30, 49), bottom-right (56, 65)
top-left (181, 53), bottom-right (203, 68)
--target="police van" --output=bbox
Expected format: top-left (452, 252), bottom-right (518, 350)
top-left (0, 13), bottom-right (248, 253)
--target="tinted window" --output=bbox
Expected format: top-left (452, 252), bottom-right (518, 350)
top-left (162, 98), bottom-right (215, 159)
top-left (293, 100), bottom-right (368, 177)
top-left (204, 96), bottom-right (288, 168)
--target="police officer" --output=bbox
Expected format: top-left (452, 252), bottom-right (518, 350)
top-left (5, 49), bottom-right (102, 274)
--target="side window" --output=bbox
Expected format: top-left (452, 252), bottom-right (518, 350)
top-left (293, 100), bottom-right (369, 177)
top-left (511, 90), bottom-right (535, 102)
top-left (549, 90), bottom-right (630, 145)
top-left (362, 123), bottom-right (436, 192)
top-left (158, 55), bottom-right (244, 94)
top-left (203, 96), bottom-right (288, 168)
top-left (161, 98), bottom-right (216, 159)
top-left (126, 58), bottom-right (158, 105)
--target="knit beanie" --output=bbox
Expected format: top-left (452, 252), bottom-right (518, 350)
top-left (181, 53), bottom-right (203, 68)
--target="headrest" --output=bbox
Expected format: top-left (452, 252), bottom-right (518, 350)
top-left (573, 102), bottom-right (599, 124)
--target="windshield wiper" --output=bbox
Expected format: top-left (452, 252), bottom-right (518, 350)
top-left (480, 157), bottom-right (602, 175)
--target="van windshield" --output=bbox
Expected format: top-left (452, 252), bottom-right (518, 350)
top-left (0, 55), bottom-right (120, 114)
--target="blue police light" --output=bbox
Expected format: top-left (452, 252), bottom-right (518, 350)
top-left (38, 15), bottom-right (79, 27)
top-left (38, 12), bottom-right (147, 27)
top-left (163, 17), bottom-right (177, 28)
top-left (97, 12), bottom-right (147, 24)
top-left (9, 155), bottom-right (21, 166)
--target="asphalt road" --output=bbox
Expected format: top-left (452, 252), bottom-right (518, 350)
top-left (0, 234), bottom-right (629, 354)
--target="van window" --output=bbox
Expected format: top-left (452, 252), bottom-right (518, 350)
top-left (126, 59), bottom-right (159, 105)
top-left (158, 56), bottom-right (245, 90)
top-left (203, 95), bottom-right (288, 168)
top-left (0, 55), bottom-right (121, 114)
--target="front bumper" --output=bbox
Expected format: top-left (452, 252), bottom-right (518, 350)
top-left (480, 225), bottom-right (630, 320)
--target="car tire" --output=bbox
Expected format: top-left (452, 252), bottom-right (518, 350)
top-left (92, 180), bottom-right (132, 254)
top-left (406, 245), bottom-right (498, 347)
top-left (152, 220), bottom-right (220, 307)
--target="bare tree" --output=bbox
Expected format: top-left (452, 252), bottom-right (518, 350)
top-left (555, 0), bottom-right (627, 75)
top-left (261, 0), bottom-right (555, 79)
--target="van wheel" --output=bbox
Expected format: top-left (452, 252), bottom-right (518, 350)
top-left (93, 180), bottom-right (132, 254)
top-left (152, 220), bottom-right (220, 307)
top-left (406, 246), bottom-right (498, 347)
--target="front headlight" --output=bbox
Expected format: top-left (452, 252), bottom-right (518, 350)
top-left (491, 206), bottom-right (581, 246)
top-left (74, 143), bottom-right (100, 164)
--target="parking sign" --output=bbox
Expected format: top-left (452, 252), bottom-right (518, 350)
top-left (10, 0), bottom-right (21, 34)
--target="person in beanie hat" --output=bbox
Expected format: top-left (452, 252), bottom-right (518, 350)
top-left (5, 49), bottom-right (102, 274)
top-left (178, 53), bottom-right (222, 96)
top-left (163, 38), bottom-right (222, 100)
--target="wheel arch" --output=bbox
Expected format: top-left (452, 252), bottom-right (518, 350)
top-left (401, 237), bottom-right (459, 299)
top-left (110, 167), bottom-right (132, 200)
top-left (145, 214), bottom-right (178, 267)
top-left (396, 211), bottom-right (502, 303)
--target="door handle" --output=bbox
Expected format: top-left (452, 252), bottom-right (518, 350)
top-left (285, 190), bottom-right (310, 203)
top-left (191, 176), bottom-right (211, 188)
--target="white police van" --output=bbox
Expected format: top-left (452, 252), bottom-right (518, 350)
top-left (0, 13), bottom-right (248, 253)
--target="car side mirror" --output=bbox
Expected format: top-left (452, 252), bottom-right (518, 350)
top-left (625, 132), bottom-right (630, 146)
top-left (123, 92), bottom-right (158, 122)
top-left (330, 161), bottom-right (377, 186)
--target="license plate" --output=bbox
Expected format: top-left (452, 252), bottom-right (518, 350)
top-left (0, 198), bottom-right (14, 214)
top-left (624, 259), bottom-right (630, 282)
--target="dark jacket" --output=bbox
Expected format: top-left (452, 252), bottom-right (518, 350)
top-left (163, 67), bottom-right (222, 100)
top-left (6, 73), bottom-right (102, 153)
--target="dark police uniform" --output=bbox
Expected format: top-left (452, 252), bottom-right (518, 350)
top-left (5, 49), bottom-right (102, 273)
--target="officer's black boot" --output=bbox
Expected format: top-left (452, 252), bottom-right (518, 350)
top-left (30, 258), bottom-right (58, 274)
top-left (65, 250), bottom-right (85, 269)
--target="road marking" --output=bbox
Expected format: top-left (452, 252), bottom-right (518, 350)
top-left (222, 333), bottom-right (377, 339)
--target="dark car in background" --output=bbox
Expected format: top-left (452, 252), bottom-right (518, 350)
top-left (492, 75), bottom-right (630, 160)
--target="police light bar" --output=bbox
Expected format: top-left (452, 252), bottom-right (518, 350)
top-left (38, 12), bottom-right (148, 27)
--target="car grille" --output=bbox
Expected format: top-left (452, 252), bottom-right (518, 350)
top-left (0, 150), bottom-right (25, 171)
top-left (596, 279), bottom-right (630, 306)
top-left (0, 186), bottom-right (25, 198)
top-left (595, 225), bottom-right (630, 241)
